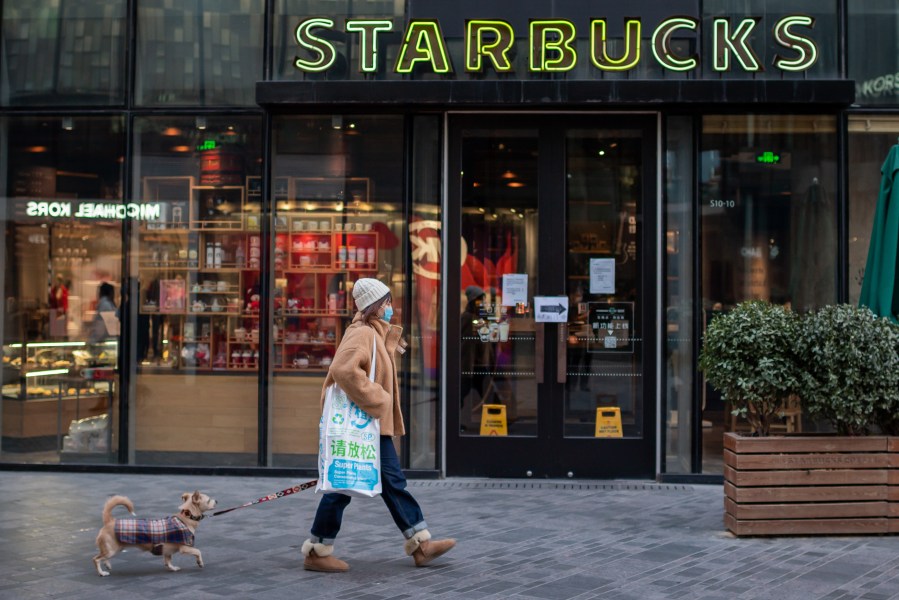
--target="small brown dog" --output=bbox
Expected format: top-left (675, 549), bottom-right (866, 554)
top-left (92, 491), bottom-right (216, 576)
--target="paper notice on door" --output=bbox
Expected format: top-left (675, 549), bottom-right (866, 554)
top-left (502, 273), bottom-right (528, 306)
top-left (589, 258), bottom-right (615, 294)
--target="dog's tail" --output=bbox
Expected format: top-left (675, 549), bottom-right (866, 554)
top-left (102, 495), bottom-right (136, 525)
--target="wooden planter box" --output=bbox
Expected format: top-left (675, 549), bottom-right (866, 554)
top-left (723, 432), bottom-right (899, 536)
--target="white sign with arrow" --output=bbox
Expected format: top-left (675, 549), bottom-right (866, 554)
top-left (533, 296), bottom-right (569, 323)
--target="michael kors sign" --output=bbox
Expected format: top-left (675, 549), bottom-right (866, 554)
top-left (293, 16), bottom-right (818, 75)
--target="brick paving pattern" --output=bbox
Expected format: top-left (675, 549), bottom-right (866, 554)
top-left (2, 472), bottom-right (899, 599)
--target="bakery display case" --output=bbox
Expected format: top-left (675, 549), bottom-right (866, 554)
top-left (137, 175), bottom-right (379, 373)
top-left (1, 341), bottom-right (116, 452)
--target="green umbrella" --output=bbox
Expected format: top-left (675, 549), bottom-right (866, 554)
top-left (860, 144), bottom-right (899, 322)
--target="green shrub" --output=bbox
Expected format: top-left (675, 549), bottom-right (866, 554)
top-left (698, 300), bottom-right (803, 436)
top-left (796, 305), bottom-right (899, 436)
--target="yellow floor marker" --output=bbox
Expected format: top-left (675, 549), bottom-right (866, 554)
top-left (595, 406), bottom-right (623, 437)
top-left (480, 404), bottom-right (508, 436)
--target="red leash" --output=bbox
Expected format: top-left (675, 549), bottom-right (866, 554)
top-left (211, 479), bottom-right (318, 517)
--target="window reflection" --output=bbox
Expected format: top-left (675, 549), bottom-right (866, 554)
top-left (1, 116), bottom-right (125, 463)
top-left (1, 1), bottom-right (127, 106)
top-left (700, 114), bottom-right (837, 472)
top-left (136, 0), bottom-right (264, 106)
top-left (131, 115), bottom-right (263, 466)
top-left (270, 115), bottom-right (406, 467)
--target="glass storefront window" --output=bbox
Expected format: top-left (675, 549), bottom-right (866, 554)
top-left (664, 116), bottom-right (695, 475)
top-left (135, 0), bottom-right (264, 107)
top-left (847, 116), bottom-right (899, 304)
top-left (408, 116), bottom-right (442, 469)
top-left (699, 114), bottom-right (837, 472)
top-left (1, 0), bottom-right (127, 106)
top-left (849, 1), bottom-right (899, 106)
top-left (129, 115), bottom-right (263, 466)
top-left (269, 115), bottom-right (411, 467)
top-left (458, 127), bottom-right (539, 437)
top-left (1, 116), bottom-right (125, 463)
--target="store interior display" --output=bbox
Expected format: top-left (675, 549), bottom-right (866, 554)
top-left (2, 340), bottom-right (116, 451)
top-left (138, 176), bottom-right (379, 372)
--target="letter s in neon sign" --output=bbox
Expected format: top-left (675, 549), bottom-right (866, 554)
top-left (294, 18), bottom-right (336, 72)
top-left (773, 15), bottom-right (818, 72)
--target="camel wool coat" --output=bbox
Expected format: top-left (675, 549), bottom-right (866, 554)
top-left (319, 313), bottom-right (407, 437)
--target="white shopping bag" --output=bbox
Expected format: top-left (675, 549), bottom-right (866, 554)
top-left (316, 335), bottom-right (381, 497)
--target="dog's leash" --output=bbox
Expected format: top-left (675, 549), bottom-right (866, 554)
top-left (210, 479), bottom-right (318, 517)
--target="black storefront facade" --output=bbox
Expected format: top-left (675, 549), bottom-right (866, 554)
top-left (1, 1), bottom-right (895, 481)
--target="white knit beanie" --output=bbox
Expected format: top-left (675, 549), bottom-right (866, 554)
top-left (352, 278), bottom-right (390, 311)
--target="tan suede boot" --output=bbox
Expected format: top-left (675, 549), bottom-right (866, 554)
top-left (301, 539), bottom-right (349, 573)
top-left (404, 530), bottom-right (456, 567)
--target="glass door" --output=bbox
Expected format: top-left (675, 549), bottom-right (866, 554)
top-left (446, 115), bottom-right (657, 478)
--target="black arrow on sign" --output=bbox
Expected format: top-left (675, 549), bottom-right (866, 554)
top-left (540, 303), bottom-right (567, 315)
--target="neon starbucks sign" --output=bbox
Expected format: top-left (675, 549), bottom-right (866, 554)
top-left (294, 15), bottom-right (818, 75)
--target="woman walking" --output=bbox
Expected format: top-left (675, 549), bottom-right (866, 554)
top-left (302, 278), bottom-right (456, 572)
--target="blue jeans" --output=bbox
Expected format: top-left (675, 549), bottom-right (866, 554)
top-left (310, 436), bottom-right (427, 544)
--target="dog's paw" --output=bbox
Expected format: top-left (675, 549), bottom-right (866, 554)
top-left (166, 565), bottom-right (181, 572)
top-left (196, 558), bottom-right (204, 568)
top-left (98, 570), bottom-right (110, 577)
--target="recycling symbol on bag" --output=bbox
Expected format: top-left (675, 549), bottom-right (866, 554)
top-left (331, 413), bottom-right (345, 425)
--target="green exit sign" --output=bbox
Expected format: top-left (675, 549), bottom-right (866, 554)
top-left (756, 151), bottom-right (781, 164)
top-left (197, 140), bottom-right (217, 151)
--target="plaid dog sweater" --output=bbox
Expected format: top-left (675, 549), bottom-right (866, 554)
top-left (114, 517), bottom-right (195, 546)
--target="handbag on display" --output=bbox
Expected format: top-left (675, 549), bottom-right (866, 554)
top-left (316, 333), bottom-right (382, 497)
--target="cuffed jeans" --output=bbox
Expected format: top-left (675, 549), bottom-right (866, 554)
top-left (310, 436), bottom-right (427, 544)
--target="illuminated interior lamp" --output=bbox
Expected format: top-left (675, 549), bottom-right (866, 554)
top-left (195, 116), bottom-right (207, 130)
top-left (61, 117), bottom-right (74, 131)
top-left (507, 181), bottom-right (525, 188)
top-left (331, 115), bottom-right (343, 130)
top-left (501, 170), bottom-right (516, 179)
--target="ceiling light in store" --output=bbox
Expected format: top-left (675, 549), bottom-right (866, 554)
top-left (195, 116), bottom-right (207, 130)
top-left (472, 182), bottom-right (481, 188)
top-left (61, 117), bottom-right (74, 131)
top-left (501, 170), bottom-right (516, 179)
top-left (171, 145), bottom-right (191, 152)
top-left (331, 115), bottom-right (343, 129)
top-left (598, 150), bottom-right (606, 156)
top-left (162, 127), bottom-right (182, 136)
top-left (335, 202), bottom-right (344, 212)
top-left (25, 146), bottom-right (48, 153)
top-left (507, 181), bottom-right (525, 188)
top-left (478, 207), bottom-right (485, 213)
top-left (518, 213), bottom-right (524, 219)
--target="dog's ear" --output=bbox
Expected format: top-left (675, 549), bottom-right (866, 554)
top-left (192, 490), bottom-right (201, 503)
top-left (181, 492), bottom-right (190, 502)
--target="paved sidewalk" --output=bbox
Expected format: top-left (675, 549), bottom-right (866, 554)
top-left (2, 471), bottom-right (899, 599)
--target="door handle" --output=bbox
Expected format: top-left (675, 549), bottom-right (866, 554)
top-left (558, 323), bottom-right (567, 384)
top-left (535, 322), bottom-right (544, 384)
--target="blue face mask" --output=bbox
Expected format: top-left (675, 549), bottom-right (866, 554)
top-left (382, 306), bottom-right (394, 322)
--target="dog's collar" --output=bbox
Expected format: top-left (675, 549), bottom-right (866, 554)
top-left (181, 509), bottom-right (204, 522)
